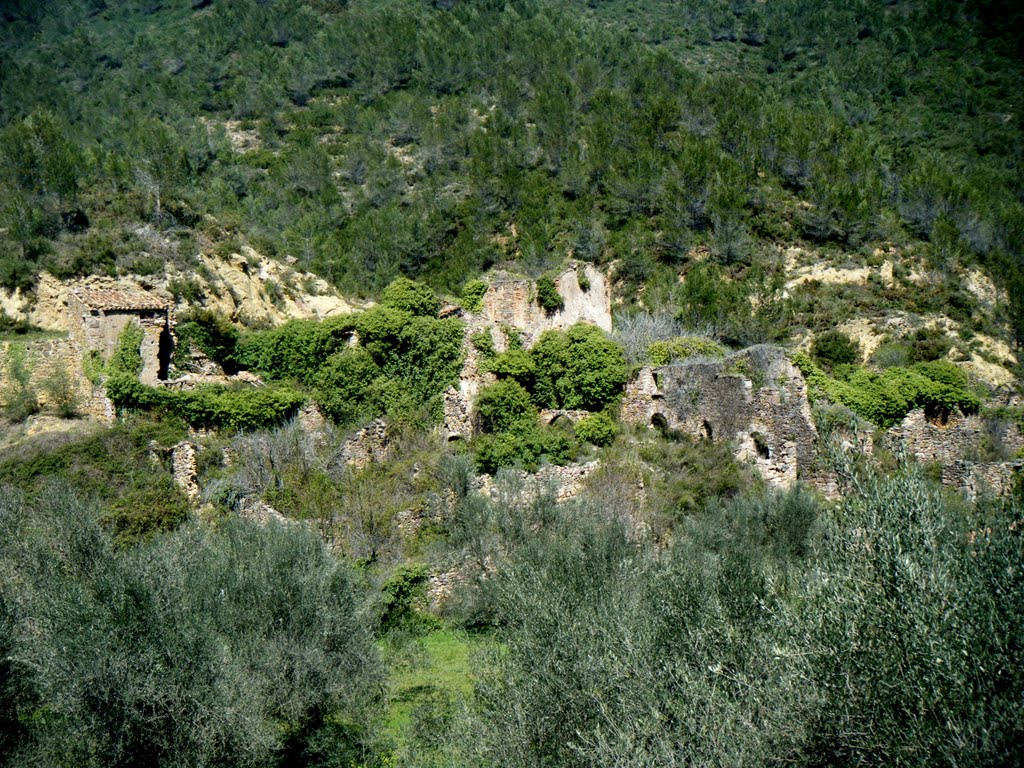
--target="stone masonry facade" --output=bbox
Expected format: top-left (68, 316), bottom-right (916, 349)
top-left (622, 346), bottom-right (818, 489)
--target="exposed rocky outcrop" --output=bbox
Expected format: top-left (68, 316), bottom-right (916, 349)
top-left (0, 247), bottom-right (358, 333)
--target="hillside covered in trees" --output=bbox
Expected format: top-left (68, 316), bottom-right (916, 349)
top-left (2, 0), bottom-right (1023, 345)
top-left (1, 1), bottom-right (1023, 766)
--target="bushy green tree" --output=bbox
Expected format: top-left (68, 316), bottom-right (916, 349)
top-left (574, 411), bottom-right (617, 446)
top-left (380, 277), bottom-right (441, 317)
top-left (474, 380), bottom-right (536, 435)
top-left (528, 323), bottom-right (628, 411)
top-left (0, 484), bottom-right (385, 767)
top-left (314, 347), bottom-right (379, 426)
top-left (174, 309), bottom-right (241, 372)
top-left (535, 275), bottom-right (564, 313)
top-left (811, 329), bottom-right (861, 368)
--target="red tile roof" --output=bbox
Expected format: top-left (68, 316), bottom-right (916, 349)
top-left (71, 288), bottom-right (170, 312)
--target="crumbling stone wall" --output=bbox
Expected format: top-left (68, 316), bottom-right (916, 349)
top-left (621, 346), bottom-right (818, 489)
top-left (478, 262), bottom-right (611, 343)
top-left (442, 323), bottom-right (498, 441)
top-left (942, 460), bottom-right (1023, 501)
top-left (340, 419), bottom-right (390, 468)
top-left (67, 288), bottom-right (172, 386)
top-left (888, 409), bottom-right (1024, 464)
top-left (476, 461), bottom-right (601, 505)
top-left (0, 337), bottom-right (110, 421)
top-left (444, 264), bottom-right (611, 442)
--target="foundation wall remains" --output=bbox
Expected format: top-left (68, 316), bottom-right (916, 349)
top-left (888, 408), bottom-right (1024, 464)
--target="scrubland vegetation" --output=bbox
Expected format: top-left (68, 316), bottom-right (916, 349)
top-left (2, 421), bottom-right (1021, 766)
top-left (2, 0), bottom-right (1024, 765)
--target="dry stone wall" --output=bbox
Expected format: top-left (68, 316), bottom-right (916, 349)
top-left (0, 337), bottom-right (111, 421)
top-left (888, 409), bottom-right (1024, 464)
top-left (339, 419), bottom-right (391, 468)
top-left (942, 460), bottom-right (1023, 501)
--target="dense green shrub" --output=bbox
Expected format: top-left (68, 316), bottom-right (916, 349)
top-left (235, 315), bottom-right (357, 385)
top-left (486, 347), bottom-right (534, 381)
top-left (535, 275), bottom-right (564, 314)
top-left (378, 563), bottom-right (437, 635)
top-left (794, 354), bottom-right (981, 427)
top-left (908, 326), bottom-right (954, 362)
top-left (472, 381), bottom-right (579, 473)
top-left (173, 309), bottom-right (241, 372)
top-left (474, 425), bottom-right (577, 474)
top-left (461, 280), bottom-right (489, 313)
top-left (108, 322), bottom-right (144, 377)
top-left (470, 329), bottom-right (496, 360)
top-left (528, 324), bottom-right (629, 411)
top-left (811, 330), bottom-right (861, 368)
top-left (107, 375), bottom-right (305, 432)
top-left (380, 277), bottom-right (441, 317)
top-left (0, 485), bottom-right (385, 767)
top-left (870, 341), bottom-right (912, 369)
top-left (574, 412), bottom-right (617, 446)
top-left (648, 335), bottom-right (727, 365)
top-left (313, 347), bottom-right (379, 426)
top-left (475, 381), bottom-right (536, 435)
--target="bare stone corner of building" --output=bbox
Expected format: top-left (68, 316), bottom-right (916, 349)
top-left (477, 262), bottom-right (612, 341)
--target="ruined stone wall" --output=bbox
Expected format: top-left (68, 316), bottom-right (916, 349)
top-left (621, 347), bottom-right (818, 489)
top-left (70, 308), bottom-right (168, 386)
top-left (942, 460), bottom-right (1023, 501)
top-left (0, 337), bottom-right (111, 421)
top-left (339, 419), bottom-right (391, 468)
top-left (479, 263), bottom-right (611, 343)
top-left (889, 409), bottom-right (1024, 464)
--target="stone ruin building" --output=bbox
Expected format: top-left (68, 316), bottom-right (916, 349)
top-left (442, 262), bottom-right (612, 442)
top-left (0, 285), bottom-right (175, 424)
top-left (67, 287), bottom-right (174, 385)
top-left (479, 263), bottom-right (612, 341)
top-left (621, 345), bottom-right (821, 490)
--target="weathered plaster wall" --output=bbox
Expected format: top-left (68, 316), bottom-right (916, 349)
top-left (479, 262), bottom-right (611, 343)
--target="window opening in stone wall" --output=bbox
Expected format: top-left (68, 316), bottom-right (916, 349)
top-left (752, 431), bottom-right (771, 459)
top-left (651, 413), bottom-right (669, 433)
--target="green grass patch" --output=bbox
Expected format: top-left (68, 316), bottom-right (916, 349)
top-left (383, 628), bottom-right (482, 747)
